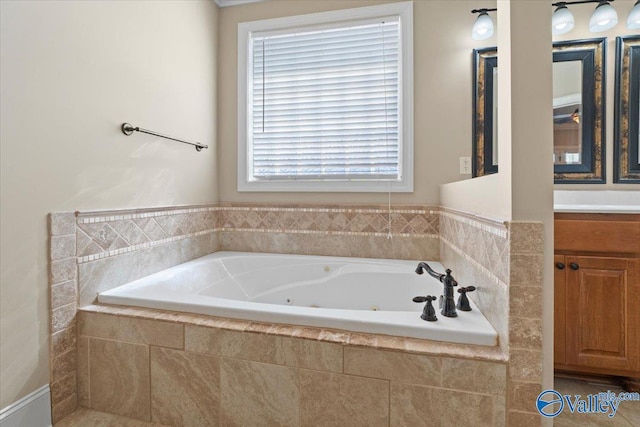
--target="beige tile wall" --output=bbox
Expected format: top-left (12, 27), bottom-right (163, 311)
top-left (49, 213), bottom-right (79, 423)
top-left (439, 208), bottom-right (510, 352)
top-left (75, 204), bottom-right (439, 262)
top-left (215, 204), bottom-right (440, 260)
top-left (78, 232), bottom-right (218, 306)
top-left (440, 209), bottom-right (545, 426)
top-left (49, 207), bottom-right (219, 422)
top-left (506, 222), bottom-right (544, 425)
top-left (76, 309), bottom-right (508, 426)
top-left (75, 206), bottom-right (217, 262)
top-left (75, 204), bottom-right (441, 306)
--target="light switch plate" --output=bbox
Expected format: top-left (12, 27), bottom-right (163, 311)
top-left (459, 157), bottom-right (471, 175)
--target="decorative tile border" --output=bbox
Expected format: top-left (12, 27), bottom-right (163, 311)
top-left (439, 209), bottom-right (509, 286)
top-left (216, 205), bottom-right (439, 236)
top-left (440, 209), bottom-right (507, 238)
top-left (77, 230), bottom-right (217, 263)
top-left (75, 205), bottom-right (217, 223)
top-left (76, 208), bottom-right (217, 262)
top-left (75, 204), bottom-right (440, 264)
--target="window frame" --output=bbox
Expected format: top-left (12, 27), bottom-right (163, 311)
top-left (237, 1), bottom-right (413, 192)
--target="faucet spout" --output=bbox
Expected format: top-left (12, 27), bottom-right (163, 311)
top-left (415, 262), bottom-right (458, 317)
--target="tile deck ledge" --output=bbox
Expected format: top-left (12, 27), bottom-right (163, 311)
top-left (79, 303), bottom-right (508, 362)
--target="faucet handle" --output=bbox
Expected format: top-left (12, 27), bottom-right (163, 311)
top-left (456, 286), bottom-right (476, 311)
top-left (420, 295), bottom-right (438, 322)
top-left (413, 295), bottom-right (438, 321)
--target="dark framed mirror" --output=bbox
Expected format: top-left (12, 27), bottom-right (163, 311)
top-left (472, 38), bottom-right (606, 183)
top-left (553, 38), bottom-right (605, 183)
top-left (614, 35), bottom-right (640, 183)
top-left (472, 47), bottom-right (497, 177)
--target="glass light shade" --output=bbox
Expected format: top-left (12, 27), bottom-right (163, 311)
top-left (472, 13), bottom-right (494, 41)
top-left (589, 2), bottom-right (618, 32)
top-left (552, 6), bottom-right (575, 35)
top-left (628, 1), bottom-right (640, 30)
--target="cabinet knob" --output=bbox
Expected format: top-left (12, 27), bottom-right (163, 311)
top-left (570, 263), bottom-right (580, 270)
top-left (556, 262), bottom-right (566, 270)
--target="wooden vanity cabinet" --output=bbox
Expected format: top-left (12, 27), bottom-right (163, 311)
top-left (554, 213), bottom-right (640, 380)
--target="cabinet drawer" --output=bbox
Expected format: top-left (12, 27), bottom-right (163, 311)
top-left (555, 218), bottom-right (640, 253)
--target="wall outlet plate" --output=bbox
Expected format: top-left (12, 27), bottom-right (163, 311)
top-left (459, 157), bottom-right (471, 175)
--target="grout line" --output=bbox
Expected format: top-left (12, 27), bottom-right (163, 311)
top-left (297, 363), bottom-right (301, 427)
top-left (148, 344), bottom-right (152, 422)
top-left (86, 337), bottom-right (91, 409)
top-left (388, 378), bottom-right (391, 427)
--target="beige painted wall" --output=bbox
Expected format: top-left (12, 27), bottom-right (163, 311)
top-left (217, 0), bottom-right (496, 205)
top-left (0, 0), bottom-right (218, 408)
top-left (553, 0), bottom-right (640, 190)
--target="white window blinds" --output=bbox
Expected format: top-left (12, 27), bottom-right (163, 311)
top-left (249, 19), bottom-right (401, 181)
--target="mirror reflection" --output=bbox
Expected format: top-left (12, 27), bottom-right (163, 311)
top-left (553, 61), bottom-right (582, 165)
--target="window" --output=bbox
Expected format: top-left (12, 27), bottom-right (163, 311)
top-left (237, 2), bottom-right (413, 192)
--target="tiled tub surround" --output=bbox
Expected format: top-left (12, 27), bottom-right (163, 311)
top-left (48, 203), bottom-right (440, 422)
top-left (50, 207), bottom-right (220, 423)
top-left (49, 213), bottom-right (80, 422)
top-left (49, 203), bottom-right (545, 425)
top-left (76, 305), bottom-right (507, 426)
top-left (439, 209), bottom-right (510, 352)
top-left (440, 209), bottom-right (544, 425)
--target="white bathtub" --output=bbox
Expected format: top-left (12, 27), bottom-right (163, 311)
top-left (98, 251), bottom-right (498, 346)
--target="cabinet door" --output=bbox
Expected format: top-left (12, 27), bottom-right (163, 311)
top-left (565, 256), bottom-right (640, 373)
top-left (554, 255), bottom-right (567, 366)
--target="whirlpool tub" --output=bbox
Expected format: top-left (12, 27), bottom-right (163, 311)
top-left (98, 251), bottom-right (498, 346)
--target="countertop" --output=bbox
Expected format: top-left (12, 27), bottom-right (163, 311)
top-left (554, 190), bottom-right (640, 214)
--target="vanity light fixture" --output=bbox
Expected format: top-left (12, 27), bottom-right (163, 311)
top-left (589, 1), bottom-right (618, 32)
top-left (552, 3), bottom-right (576, 35)
top-left (628, 0), bottom-right (640, 29)
top-left (550, 0), bottom-right (619, 35)
top-left (471, 8), bottom-right (496, 41)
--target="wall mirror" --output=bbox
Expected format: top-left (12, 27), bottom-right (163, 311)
top-left (472, 48), bottom-right (497, 177)
top-left (472, 38), bottom-right (606, 183)
top-left (614, 35), bottom-right (640, 183)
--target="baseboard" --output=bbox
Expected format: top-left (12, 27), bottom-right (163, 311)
top-left (0, 385), bottom-right (51, 427)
